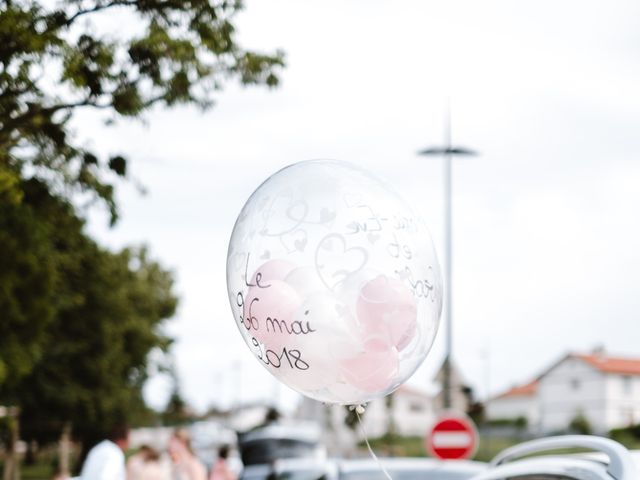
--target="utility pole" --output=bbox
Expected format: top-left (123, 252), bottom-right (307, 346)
top-left (418, 102), bottom-right (477, 409)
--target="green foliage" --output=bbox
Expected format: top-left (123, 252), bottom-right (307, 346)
top-left (568, 412), bottom-right (592, 435)
top-left (609, 423), bottom-right (640, 444)
top-left (0, 179), bottom-right (177, 449)
top-left (1, 0), bottom-right (284, 222)
top-left (467, 401), bottom-right (486, 426)
top-left (485, 417), bottom-right (527, 428)
top-left (0, 1), bottom-right (280, 470)
top-left (0, 178), bottom-right (59, 393)
top-left (514, 416), bottom-right (528, 430)
top-left (358, 435), bottom-right (426, 458)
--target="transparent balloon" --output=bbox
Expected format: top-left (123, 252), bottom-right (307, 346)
top-left (226, 160), bottom-right (442, 405)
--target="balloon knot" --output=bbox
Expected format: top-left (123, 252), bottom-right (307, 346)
top-left (349, 404), bottom-right (366, 414)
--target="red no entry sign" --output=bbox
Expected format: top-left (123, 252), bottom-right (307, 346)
top-left (426, 414), bottom-right (478, 460)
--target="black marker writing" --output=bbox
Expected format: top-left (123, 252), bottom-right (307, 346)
top-left (396, 266), bottom-right (436, 301)
top-left (265, 317), bottom-right (316, 335)
top-left (251, 337), bottom-right (310, 370)
top-left (243, 253), bottom-right (271, 288)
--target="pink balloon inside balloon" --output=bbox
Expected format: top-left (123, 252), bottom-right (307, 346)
top-left (356, 275), bottom-right (417, 351)
top-left (340, 347), bottom-right (399, 392)
top-left (243, 279), bottom-right (301, 353)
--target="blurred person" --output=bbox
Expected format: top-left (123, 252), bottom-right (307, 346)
top-left (168, 429), bottom-right (207, 480)
top-left (79, 425), bottom-right (129, 480)
top-left (209, 445), bottom-right (237, 480)
top-left (127, 444), bottom-right (172, 480)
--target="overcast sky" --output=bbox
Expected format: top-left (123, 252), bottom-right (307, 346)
top-left (80, 0), bottom-right (640, 413)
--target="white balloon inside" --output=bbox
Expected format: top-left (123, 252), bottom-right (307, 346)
top-left (226, 160), bottom-right (442, 405)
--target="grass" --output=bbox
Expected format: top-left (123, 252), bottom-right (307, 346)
top-left (360, 434), bottom-right (428, 458)
top-left (360, 432), bottom-right (640, 463)
top-left (0, 448), bottom-right (78, 480)
top-left (0, 461), bottom-right (56, 480)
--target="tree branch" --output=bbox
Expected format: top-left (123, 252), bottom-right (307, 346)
top-left (63, 0), bottom-right (138, 27)
top-left (0, 100), bottom-right (111, 137)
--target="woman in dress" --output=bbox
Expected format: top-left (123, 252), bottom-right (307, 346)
top-left (168, 429), bottom-right (207, 480)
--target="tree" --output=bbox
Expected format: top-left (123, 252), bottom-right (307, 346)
top-left (1, 2), bottom-right (283, 476)
top-left (1, 0), bottom-right (284, 222)
top-left (1, 0), bottom-right (283, 386)
top-left (0, 179), bottom-right (177, 476)
top-left (0, 177), bottom-right (57, 395)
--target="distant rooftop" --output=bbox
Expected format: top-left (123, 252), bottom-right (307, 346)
top-left (495, 379), bottom-right (538, 399)
top-left (573, 353), bottom-right (640, 376)
top-left (493, 350), bottom-right (640, 400)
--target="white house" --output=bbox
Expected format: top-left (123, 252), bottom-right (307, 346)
top-left (487, 351), bottom-right (640, 434)
top-left (538, 352), bottom-right (640, 433)
top-left (486, 379), bottom-right (539, 428)
top-left (296, 384), bottom-right (436, 454)
top-left (358, 384), bottom-right (436, 438)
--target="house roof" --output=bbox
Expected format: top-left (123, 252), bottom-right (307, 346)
top-left (495, 379), bottom-right (538, 399)
top-left (574, 353), bottom-right (640, 376)
top-left (491, 351), bottom-right (640, 401)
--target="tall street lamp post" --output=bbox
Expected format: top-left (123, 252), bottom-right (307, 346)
top-left (418, 107), bottom-right (477, 409)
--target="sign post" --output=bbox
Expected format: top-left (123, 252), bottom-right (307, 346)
top-left (426, 414), bottom-right (478, 460)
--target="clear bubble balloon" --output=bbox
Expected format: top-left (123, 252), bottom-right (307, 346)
top-left (226, 160), bottom-right (442, 405)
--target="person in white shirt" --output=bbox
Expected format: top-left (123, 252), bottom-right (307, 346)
top-left (79, 425), bottom-right (129, 480)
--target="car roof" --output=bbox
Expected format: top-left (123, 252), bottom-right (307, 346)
top-left (240, 424), bottom-right (321, 444)
top-left (573, 450), bottom-right (640, 473)
top-left (472, 456), bottom-right (612, 480)
top-left (242, 457), bottom-right (487, 480)
top-left (337, 457), bottom-right (486, 474)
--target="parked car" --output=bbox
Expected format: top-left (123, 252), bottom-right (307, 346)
top-left (240, 434), bottom-right (639, 480)
top-left (238, 422), bottom-right (326, 467)
top-left (240, 456), bottom-right (486, 480)
top-left (337, 457), bottom-right (487, 480)
top-left (470, 435), bottom-right (639, 480)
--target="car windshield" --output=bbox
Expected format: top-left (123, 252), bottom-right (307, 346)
top-left (241, 439), bottom-right (318, 466)
top-left (278, 471), bottom-right (330, 480)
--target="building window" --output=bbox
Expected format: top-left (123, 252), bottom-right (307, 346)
top-left (571, 379), bottom-right (581, 390)
top-left (409, 402), bottom-right (424, 413)
top-left (622, 376), bottom-right (632, 395)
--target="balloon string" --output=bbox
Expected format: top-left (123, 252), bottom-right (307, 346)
top-left (356, 407), bottom-right (393, 480)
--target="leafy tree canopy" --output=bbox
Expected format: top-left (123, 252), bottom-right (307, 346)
top-left (0, 0), bottom-right (284, 222)
top-left (0, 177), bottom-right (178, 447)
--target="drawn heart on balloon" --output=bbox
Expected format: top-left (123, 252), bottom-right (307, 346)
top-left (280, 229), bottom-right (308, 253)
top-left (315, 233), bottom-right (369, 290)
top-left (319, 208), bottom-right (336, 225)
top-left (260, 190), bottom-right (306, 236)
top-left (294, 237), bottom-right (307, 252)
top-left (286, 201), bottom-right (308, 223)
top-left (367, 232), bottom-right (380, 244)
